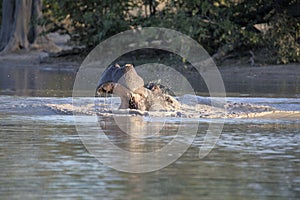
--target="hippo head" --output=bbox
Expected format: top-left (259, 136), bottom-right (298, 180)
top-left (96, 63), bottom-right (144, 96)
top-left (96, 63), bottom-right (180, 111)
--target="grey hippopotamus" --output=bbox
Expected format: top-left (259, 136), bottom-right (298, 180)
top-left (96, 63), bottom-right (180, 111)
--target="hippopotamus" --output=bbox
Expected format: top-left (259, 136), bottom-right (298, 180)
top-left (96, 63), bottom-right (180, 111)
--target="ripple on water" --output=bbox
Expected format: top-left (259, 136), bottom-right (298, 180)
top-left (0, 96), bottom-right (299, 199)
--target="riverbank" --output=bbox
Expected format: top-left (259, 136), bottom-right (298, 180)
top-left (0, 33), bottom-right (299, 98)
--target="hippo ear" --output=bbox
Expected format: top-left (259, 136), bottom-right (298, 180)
top-left (115, 63), bottom-right (121, 68)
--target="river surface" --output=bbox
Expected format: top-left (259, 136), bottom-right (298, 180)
top-left (0, 66), bottom-right (300, 199)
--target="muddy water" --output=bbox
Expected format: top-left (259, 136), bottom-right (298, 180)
top-left (0, 96), bottom-right (299, 199)
top-left (0, 65), bottom-right (299, 97)
top-left (0, 67), bottom-right (300, 199)
top-left (0, 65), bottom-right (76, 97)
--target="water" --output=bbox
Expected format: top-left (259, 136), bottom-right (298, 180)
top-left (0, 65), bottom-right (299, 98)
top-left (0, 65), bottom-right (76, 97)
top-left (0, 96), bottom-right (299, 199)
top-left (0, 67), bottom-right (300, 199)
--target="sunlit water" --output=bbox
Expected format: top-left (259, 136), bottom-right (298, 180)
top-left (0, 96), bottom-right (299, 199)
top-left (0, 64), bottom-right (299, 199)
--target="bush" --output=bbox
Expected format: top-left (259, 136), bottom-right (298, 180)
top-left (263, 13), bottom-right (300, 64)
top-left (43, 0), bottom-right (300, 64)
top-left (43, 0), bottom-right (132, 47)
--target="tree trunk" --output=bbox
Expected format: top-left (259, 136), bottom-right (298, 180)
top-left (0, 0), bottom-right (60, 54)
top-left (0, 0), bottom-right (15, 51)
top-left (29, 0), bottom-right (43, 44)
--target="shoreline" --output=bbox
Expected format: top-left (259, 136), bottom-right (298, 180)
top-left (0, 49), bottom-right (299, 98)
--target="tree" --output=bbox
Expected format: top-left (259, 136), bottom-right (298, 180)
top-left (0, 0), bottom-right (59, 54)
top-left (42, 0), bottom-right (300, 64)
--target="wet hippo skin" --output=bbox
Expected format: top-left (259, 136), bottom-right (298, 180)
top-left (96, 64), bottom-right (179, 111)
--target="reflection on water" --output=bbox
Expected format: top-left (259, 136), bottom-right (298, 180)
top-left (0, 65), bottom-right (77, 97)
top-left (222, 78), bottom-right (300, 97)
top-left (0, 110), bottom-right (299, 199)
top-left (0, 64), bottom-right (299, 198)
top-left (99, 115), bottom-right (179, 153)
top-left (0, 65), bottom-right (299, 97)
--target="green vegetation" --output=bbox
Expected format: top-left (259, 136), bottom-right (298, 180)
top-left (42, 0), bottom-right (300, 64)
